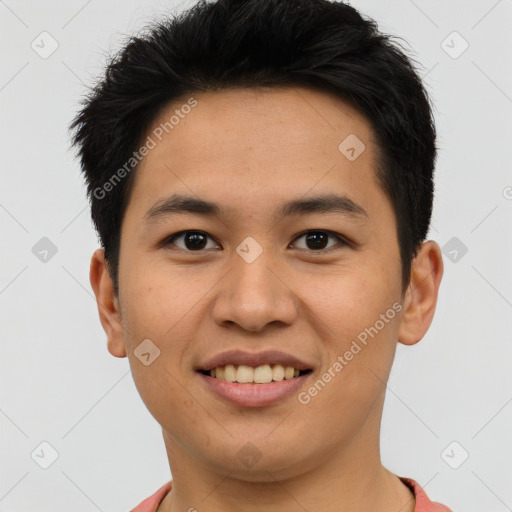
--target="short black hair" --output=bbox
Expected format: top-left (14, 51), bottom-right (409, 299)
top-left (70, 0), bottom-right (437, 296)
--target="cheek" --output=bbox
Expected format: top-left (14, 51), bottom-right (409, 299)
top-left (129, 354), bottom-right (201, 444)
top-left (119, 280), bottom-right (192, 428)
top-left (297, 283), bottom-right (401, 441)
top-left (311, 261), bottom-right (400, 335)
top-left (118, 258), bottom-right (207, 406)
top-left (309, 264), bottom-right (402, 390)
top-left (119, 257), bottom-right (197, 342)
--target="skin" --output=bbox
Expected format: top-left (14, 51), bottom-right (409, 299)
top-left (90, 86), bottom-right (443, 511)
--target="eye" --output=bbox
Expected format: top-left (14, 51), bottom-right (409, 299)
top-left (290, 230), bottom-right (348, 252)
top-left (162, 229), bottom-right (350, 253)
top-left (163, 230), bottom-right (220, 251)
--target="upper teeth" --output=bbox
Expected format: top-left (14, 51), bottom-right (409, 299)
top-left (208, 364), bottom-right (302, 383)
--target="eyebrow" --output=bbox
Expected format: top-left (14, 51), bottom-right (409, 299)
top-left (144, 193), bottom-right (368, 223)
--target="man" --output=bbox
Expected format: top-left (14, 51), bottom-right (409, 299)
top-left (70, 0), bottom-right (450, 510)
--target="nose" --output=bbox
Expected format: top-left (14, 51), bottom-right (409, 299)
top-left (210, 248), bottom-right (298, 333)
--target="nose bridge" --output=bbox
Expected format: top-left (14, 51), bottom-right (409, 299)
top-left (232, 238), bottom-right (281, 305)
top-left (211, 237), bottom-right (298, 331)
top-left (234, 244), bottom-right (275, 296)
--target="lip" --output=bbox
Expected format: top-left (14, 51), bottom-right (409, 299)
top-left (197, 371), bottom-right (313, 408)
top-left (196, 349), bottom-right (313, 372)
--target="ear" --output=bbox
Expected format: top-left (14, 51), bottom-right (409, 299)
top-left (89, 248), bottom-right (126, 358)
top-left (398, 241), bottom-right (444, 346)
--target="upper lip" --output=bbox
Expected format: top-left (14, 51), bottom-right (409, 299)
top-left (196, 350), bottom-right (313, 371)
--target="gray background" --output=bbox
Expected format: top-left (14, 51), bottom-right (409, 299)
top-left (1, 0), bottom-right (511, 510)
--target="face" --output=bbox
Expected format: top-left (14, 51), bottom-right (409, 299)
top-left (93, 86), bottom-right (441, 481)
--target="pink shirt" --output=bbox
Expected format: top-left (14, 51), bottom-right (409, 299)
top-left (131, 477), bottom-right (452, 511)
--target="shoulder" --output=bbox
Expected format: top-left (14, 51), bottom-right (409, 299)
top-left (399, 477), bottom-right (452, 512)
top-left (130, 481), bottom-right (173, 512)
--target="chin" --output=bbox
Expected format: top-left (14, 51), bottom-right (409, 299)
top-left (198, 439), bottom-right (315, 482)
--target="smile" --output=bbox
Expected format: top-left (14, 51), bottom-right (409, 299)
top-left (198, 363), bottom-right (313, 384)
top-left (197, 365), bottom-right (314, 408)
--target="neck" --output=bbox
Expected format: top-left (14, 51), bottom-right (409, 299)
top-left (157, 397), bottom-right (415, 512)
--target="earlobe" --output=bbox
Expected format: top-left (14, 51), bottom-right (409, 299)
top-left (398, 241), bottom-right (444, 346)
top-left (89, 249), bottom-right (127, 358)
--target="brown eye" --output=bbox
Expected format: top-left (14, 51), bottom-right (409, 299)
top-left (165, 231), bottom-right (219, 251)
top-left (291, 230), bottom-right (347, 252)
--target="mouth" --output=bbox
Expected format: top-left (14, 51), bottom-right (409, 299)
top-left (195, 349), bottom-right (315, 407)
top-left (197, 364), bottom-right (313, 384)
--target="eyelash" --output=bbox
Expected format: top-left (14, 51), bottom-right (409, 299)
top-left (162, 230), bottom-right (351, 254)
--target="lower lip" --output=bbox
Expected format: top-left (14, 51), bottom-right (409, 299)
top-left (197, 372), bottom-right (312, 408)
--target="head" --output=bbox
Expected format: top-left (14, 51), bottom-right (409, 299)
top-left (71, 0), bottom-right (443, 482)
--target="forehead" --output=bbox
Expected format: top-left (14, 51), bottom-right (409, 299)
top-left (129, 86), bottom-right (382, 219)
